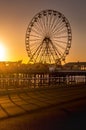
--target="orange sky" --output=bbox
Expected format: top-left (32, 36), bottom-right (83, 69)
top-left (0, 0), bottom-right (86, 63)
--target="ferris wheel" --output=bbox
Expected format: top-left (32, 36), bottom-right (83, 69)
top-left (25, 9), bottom-right (72, 64)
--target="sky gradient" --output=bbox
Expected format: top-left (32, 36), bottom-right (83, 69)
top-left (0, 0), bottom-right (86, 63)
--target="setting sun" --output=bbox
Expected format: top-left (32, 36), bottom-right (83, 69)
top-left (0, 43), bottom-right (6, 61)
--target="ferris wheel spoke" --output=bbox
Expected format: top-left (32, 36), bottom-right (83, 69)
top-left (45, 47), bottom-right (52, 63)
top-left (50, 15), bottom-right (61, 34)
top-left (49, 15), bottom-right (58, 37)
top-left (49, 14), bottom-right (58, 32)
top-left (39, 47), bottom-right (46, 62)
top-left (29, 38), bottom-right (42, 42)
top-left (49, 13), bottom-right (55, 28)
top-left (39, 16), bottom-right (47, 34)
top-left (54, 45), bottom-right (66, 56)
top-left (40, 48), bottom-right (46, 62)
top-left (54, 41), bottom-right (66, 50)
top-left (38, 22), bottom-right (45, 36)
top-left (31, 27), bottom-right (43, 36)
top-left (29, 41), bottom-right (42, 47)
top-left (53, 38), bottom-right (67, 43)
top-left (50, 41), bottom-right (62, 59)
top-left (39, 45), bottom-right (46, 62)
top-left (45, 15), bottom-right (50, 33)
top-left (51, 17), bottom-right (63, 33)
top-left (34, 24), bottom-right (44, 36)
top-left (30, 41), bottom-right (42, 50)
top-left (30, 34), bottom-right (42, 39)
top-left (32, 22), bottom-right (43, 35)
top-left (30, 42), bottom-right (42, 49)
top-left (34, 45), bottom-right (44, 61)
top-left (39, 50), bottom-right (44, 63)
top-left (53, 39), bottom-right (67, 44)
top-left (30, 44), bottom-right (40, 52)
top-left (53, 24), bottom-right (66, 35)
top-left (54, 26), bottom-right (67, 36)
top-left (48, 46), bottom-right (59, 62)
top-left (45, 14), bottom-right (49, 28)
top-left (54, 29), bottom-right (67, 36)
top-left (30, 40), bottom-right (41, 44)
top-left (54, 45), bottom-right (64, 58)
top-left (52, 40), bottom-right (65, 58)
top-left (46, 45), bottom-right (53, 63)
top-left (56, 18), bottom-right (65, 27)
top-left (48, 14), bottom-right (54, 32)
top-left (53, 36), bottom-right (68, 39)
top-left (47, 14), bottom-right (52, 35)
top-left (52, 22), bottom-right (66, 35)
top-left (34, 19), bottom-right (45, 36)
top-left (30, 43), bottom-right (44, 60)
top-left (41, 15), bottom-right (47, 33)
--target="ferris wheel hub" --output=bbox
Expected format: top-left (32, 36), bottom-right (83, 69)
top-left (43, 37), bottom-right (51, 44)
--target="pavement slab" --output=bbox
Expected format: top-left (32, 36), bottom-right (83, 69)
top-left (0, 86), bottom-right (86, 129)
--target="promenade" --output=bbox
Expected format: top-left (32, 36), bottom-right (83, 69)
top-left (0, 85), bottom-right (86, 129)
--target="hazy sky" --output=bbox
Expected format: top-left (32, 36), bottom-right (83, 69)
top-left (0, 0), bottom-right (86, 63)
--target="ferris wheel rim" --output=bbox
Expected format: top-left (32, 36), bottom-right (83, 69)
top-left (25, 9), bottom-right (72, 64)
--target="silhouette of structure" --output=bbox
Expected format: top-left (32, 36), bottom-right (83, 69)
top-left (25, 9), bottom-right (72, 64)
top-left (0, 61), bottom-right (86, 88)
top-left (0, 10), bottom-right (86, 88)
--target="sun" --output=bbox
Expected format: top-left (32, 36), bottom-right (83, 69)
top-left (0, 43), bottom-right (6, 61)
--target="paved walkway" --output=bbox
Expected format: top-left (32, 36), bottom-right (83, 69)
top-left (0, 86), bottom-right (86, 120)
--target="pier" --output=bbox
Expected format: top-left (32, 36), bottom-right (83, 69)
top-left (0, 67), bottom-right (86, 89)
